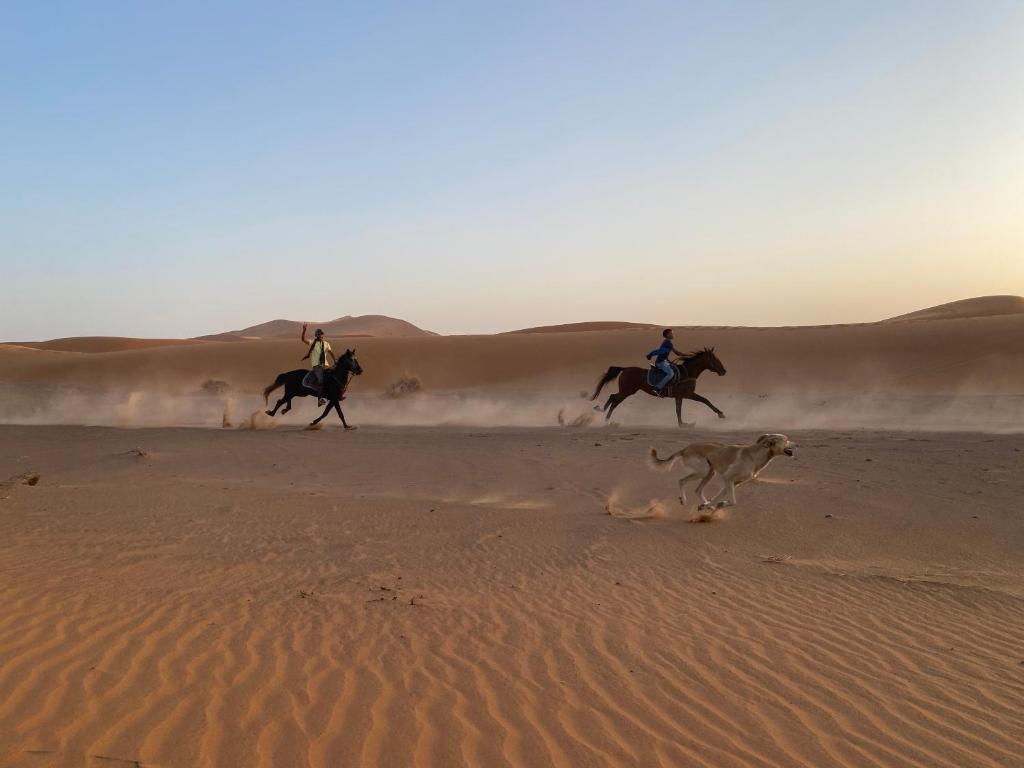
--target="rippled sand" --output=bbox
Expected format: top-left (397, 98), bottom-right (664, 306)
top-left (2, 425), bottom-right (1022, 767)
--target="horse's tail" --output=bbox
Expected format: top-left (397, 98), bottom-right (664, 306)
top-left (263, 373), bottom-right (288, 405)
top-left (591, 366), bottom-right (625, 400)
top-left (648, 447), bottom-right (686, 472)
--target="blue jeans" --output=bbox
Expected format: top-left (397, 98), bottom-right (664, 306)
top-left (654, 360), bottom-right (673, 390)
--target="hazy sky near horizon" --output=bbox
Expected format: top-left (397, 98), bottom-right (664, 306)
top-left (2, 1), bottom-right (1022, 339)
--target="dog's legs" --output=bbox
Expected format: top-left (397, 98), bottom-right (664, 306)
top-left (676, 471), bottom-right (703, 505)
top-left (712, 482), bottom-right (738, 509)
top-left (695, 466), bottom-right (717, 509)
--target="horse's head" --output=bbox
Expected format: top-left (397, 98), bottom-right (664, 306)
top-left (336, 348), bottom-right (364, 376)
top-left (700, 347), bottom-right (726, 376)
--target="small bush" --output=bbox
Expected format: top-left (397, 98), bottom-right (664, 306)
top-left (201, 379), bottom-right (231, 396)
top-left (382, 374), bottom-right (423, 399)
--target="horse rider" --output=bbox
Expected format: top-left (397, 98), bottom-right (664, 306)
top-left (301, 323), bottom-right (337, 405)
top-left (646, 328), bottom-right (685, 396)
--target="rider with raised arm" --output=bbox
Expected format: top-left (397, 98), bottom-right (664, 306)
top-left (301, 323), bottom-right (337, 406)
top-left (646, 328), bottom-right (684, 396)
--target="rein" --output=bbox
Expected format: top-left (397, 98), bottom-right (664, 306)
top-left (331, 361), bottom-right (355, 393)
top-left (672, 358), bottom-right (698, 386)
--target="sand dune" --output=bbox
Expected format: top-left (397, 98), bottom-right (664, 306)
top-left (9, 337), bottom-right (204, 354)
top-left (3, 311), bottom-right (1023, 399)
top-left (2, 297), bottom-right (1022, 765)
top-left (884, 295), bottom-right (1024, 322)
top-left (504, 321), bottom-right (661, 334)
top-left (196, 314), bottom-right (435, 341)
top-left (1, 424), bottom-right (1021, 767)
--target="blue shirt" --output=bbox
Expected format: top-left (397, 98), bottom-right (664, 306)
top-left (647, 339), bottom-right (673, 364)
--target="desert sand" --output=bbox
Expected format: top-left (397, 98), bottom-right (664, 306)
top-left (1, 425), bottom-right (1022, 767)
top-left (1, 298), bottom-right (1023, 766)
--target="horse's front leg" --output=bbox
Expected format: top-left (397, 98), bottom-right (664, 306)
top-left (334, 401), bottom-right (356, 430)
top-left (673, 397), bottom-right (695, 428)
top-left (309, 401), bottom-right (333, 426)
top-left (684, 392), bottom-right (725, 419)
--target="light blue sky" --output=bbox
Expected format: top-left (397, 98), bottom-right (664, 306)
top-left (2, 1), bottom-right (1022, 339)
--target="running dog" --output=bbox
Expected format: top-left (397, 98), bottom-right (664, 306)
top-left (648, 434), bottom-right (795, 510)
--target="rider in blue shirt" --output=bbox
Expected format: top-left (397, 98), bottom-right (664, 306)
top-left (646, 328), bottom-right (684, 395)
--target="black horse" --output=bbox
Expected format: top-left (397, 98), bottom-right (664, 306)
top-left (263, 349), bottom-right (364, 429)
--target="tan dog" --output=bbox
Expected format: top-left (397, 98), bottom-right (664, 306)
top-left (648, 434), bottom-right (795, 510)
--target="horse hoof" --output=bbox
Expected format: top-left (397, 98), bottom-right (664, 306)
top-left (264, 411), bottom-right (273, 417)
top-left (718, 413), bottom-right (727, 419)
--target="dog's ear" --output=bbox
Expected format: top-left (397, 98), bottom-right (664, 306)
top-left (756, 434), bottom-right (773, 445)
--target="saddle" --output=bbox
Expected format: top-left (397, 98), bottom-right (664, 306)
top-left (303, 369), bottom-right (347, 398)
top-left (646, 363), bottom-right (681, 389)
top-left (302, 369), bottom-right (326, 392)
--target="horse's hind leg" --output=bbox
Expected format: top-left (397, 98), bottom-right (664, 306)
top-left (605, 394), bottom-right (626, 421)
top-left (267, 397), bottom-right (287, 416)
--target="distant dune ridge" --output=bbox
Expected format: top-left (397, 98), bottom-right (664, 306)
top-left (195, 314), bottom-right (436, 341)
top-left (6, 337), bottom-right (204, 354)
top-left (884, 295), bottom-right (1024, 322)
top-left (504, 321), bottom-right (661, 334)
top-left (7, 296), bottom-right (1021, 351)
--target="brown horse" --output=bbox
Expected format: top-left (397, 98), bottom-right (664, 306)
top-left (591, 347), bottom-right (727, 426)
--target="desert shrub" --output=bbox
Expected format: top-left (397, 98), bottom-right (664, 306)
top-left (382, 374), bottom-right (423, 399)
top-left (201, 379), bottom-right (231, 396)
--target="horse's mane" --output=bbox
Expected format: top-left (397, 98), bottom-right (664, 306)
top-left (680, 347), bottom-right (713, 361)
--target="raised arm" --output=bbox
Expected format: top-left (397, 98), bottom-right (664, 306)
top-left (300, 322), bottom-right (309, 345)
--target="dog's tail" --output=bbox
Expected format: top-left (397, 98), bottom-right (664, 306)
top-left (648, 447), bottom-right (686, 471)
top-left (591, 366), bottom-right (624, 401)
top-left (263, 373), bottom-right (288, 405)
